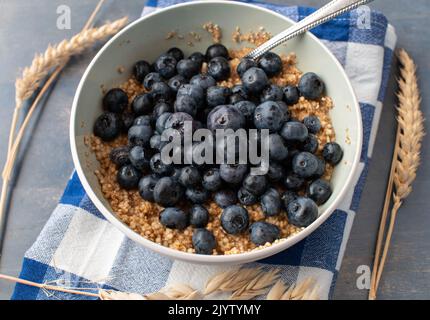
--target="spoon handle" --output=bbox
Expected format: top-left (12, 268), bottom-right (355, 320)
top-left (246, 0), bottom-right (374, 60)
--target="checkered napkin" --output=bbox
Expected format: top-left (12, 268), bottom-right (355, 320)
top-left (11, 0), bottom-right (397, 300)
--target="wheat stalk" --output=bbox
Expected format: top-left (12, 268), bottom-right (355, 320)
top-left (369, 49), bottom-right (424, 300)
top-left (3, 16), bottom-right (128, 181)
top-left (267, 278), bottom-right (320, 300)
top-left (0, 7), bottom-right (127, 253)
top-left (0, 270), bottom-right (319, 300)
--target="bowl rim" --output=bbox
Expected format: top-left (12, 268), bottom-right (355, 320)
top-left (70, 0), bottom-right (363, 264)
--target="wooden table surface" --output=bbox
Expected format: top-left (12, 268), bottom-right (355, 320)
top-left (0, 0), bottom-right (429, 300)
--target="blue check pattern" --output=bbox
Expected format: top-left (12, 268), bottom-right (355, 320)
top-left (11, 0), bottom-right (397, 300)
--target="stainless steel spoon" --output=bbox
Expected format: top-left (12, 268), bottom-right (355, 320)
top-left (246, 0), bottom-right (374, 60)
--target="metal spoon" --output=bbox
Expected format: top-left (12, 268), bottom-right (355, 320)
top-left (246, 0), bottom-right (374, 60)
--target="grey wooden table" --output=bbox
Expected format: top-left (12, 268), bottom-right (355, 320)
top-left (0, 0), bottom-right (429, 300)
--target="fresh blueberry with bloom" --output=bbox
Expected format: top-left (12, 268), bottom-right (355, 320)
top-left (250, 221), bottom-right (280, 246)
top-left (192, 229), bottom-right (216, 255)
top-left (190, 205), bottom-right (210, 228)
top-left (298, 72), bottom-right (325, 100)
top-left (160, 207), bottom-right (188, 230)
top-left (117, 165), bottom-right (141, 190)
top-left (93, 112), bottom-right (122, 141)
top-left (221, 205), bottom-right (249, 234)
top-left (103, 88), bottom-right (128, 113)
top-left (287, 197), bottom-right (318, 227)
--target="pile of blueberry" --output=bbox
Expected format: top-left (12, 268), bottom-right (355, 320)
top-left (93, 44), bottom-right (344, 255)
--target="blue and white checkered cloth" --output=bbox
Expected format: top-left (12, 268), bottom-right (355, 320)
top-left (11, 0), bottom-right (397, 300)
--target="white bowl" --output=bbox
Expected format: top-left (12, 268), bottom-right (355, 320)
top-left (70, 1), bottom-right (362, 265)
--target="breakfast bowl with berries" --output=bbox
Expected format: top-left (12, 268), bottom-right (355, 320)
top-left (70, 1), bottom-right (362, 264)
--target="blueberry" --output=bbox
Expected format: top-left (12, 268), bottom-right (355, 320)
top-left (322, 142), bottom-right (343, 165)
top-left (156, 112), bottom-right (172, 134)
top-left (303, 115), bottom-right (321, 134)
top-left (109, 146), bottom-right (130, 167)
top-left (177, 84), bottom-right (205, 108)
top-left (283, 85), bottom-right (300, 105)
top-left (143, 72), bottom-right (163, 90)
top-left (242, 67), bottom-right (268, 94)
top-left (214, 190), bottom-right (237, 208)
top-left (128, 125), bottom-right (153, 147)
top-left (233, 101), bottom-right (256, 124)
top-left (174, 95), bottom-right (198, 117)
top-left (151, 82), bottom-right (173, 102)
top-left (164, 112), bottom-right (194, 136)
top-left (231, 85), bottom-right (250, 100)
top-left (292, 152), bottom-right (320, 179)
top-left (153, 102), bottom-right (173, 119)
top-left (205, 43), bottom-right (229, 60)
top-left (277, 101), bottom-right (291, 122)
top-left (280, 121), bottom-right (309, 142)
top-left (133, 115), bottom-right (152, 126)
top-left (314, 158), bottom-right (326, 178)
top-left (167, 75), bottom-right (187, 93)
top-left (258, 52), bottom-right (282, 77)
top-left (169, 167), bottom-right (182, 181)
top-left (221, 205), bottom-right (249, 234)
top-left (129, 146), bottom-right (149, 170)
top-left (254, 101), bottom-right (285, 132)
top-left (242, 174), bottom-right (267, 196)
top-left (132, 94), bottom-right (153, 115)
top-left (138, 175), bottom-right (158, 201)
top-left (190, 205), bottom-right (209, 228)
top-left (176, 59), bottom-right (201, 79)
top-left (154, 53), bottom-right (177, 79)
top-left (190, 74), bottom-right (216, 91)
top-left (134, 60), bottom-right (152, 83)
top-left (260, 85), bottom-right (283, 102)
top-left (261, 188), bottom-right (281, 216)
top-left (284, 174), bottom-right (305, 191)
top-left (301, 134), bottom-right (319, 154)
top-left (154, 177), bottom-right (183, 207)
top-left (102, 88), bottom-right (128, 114)
top-left (189, 51), bottom-right (205, 67)
top-left (186, 185), bottom-right (210, 204)
top-left (202, 168), bottom-right (223, 191)
top-left (229, 85), bottom-right (249, 105)
top-left (250, 221), bottom-right (280, 246)
top-left (298, 72), bottom-right (325, 100)
top-left (308, 179), bottom-right (332, 205)
top-left (206, 86), bottom-right (231, 107)
top-left (287, 197), bottom-right (318, 227)
top-left (238, 187), bottom-right (258, 206)
top-left (150, 153), bottom-right (173, 176)
top-left (179, 166), bottom-right (202, 187)
top-left (117, 165), bottom-right (141, 190)
top-left (192, 228), bottom-right (216, 255)
top-left (237, 58), bottom-right (258, 78)
top-left (269, 134), bottom-right (288, 161)
top-left (207, 105), bottom-right (245, 132)
top-left (282, 190), bottom-right (298, 210)
top-left (121, 112), bottom-right (135, 133)
top-left (167, 47), bottom-right (184, 62)
top-left (267, 162), bottom-right (286, 182)
top-left (93, 112), bottom-right (121, 141)
top-left (207, 57), bottom-right (230, 81)
top-left (229, 93), bottom-right (244, 105)
top-left (159, 207), bottom-right (188, 229)
top-left (220, 164), bottom-right (248, 185)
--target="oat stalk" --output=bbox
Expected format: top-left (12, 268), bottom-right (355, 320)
top-left (369, 49), bottom-right (424, 300)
